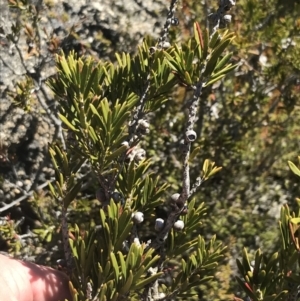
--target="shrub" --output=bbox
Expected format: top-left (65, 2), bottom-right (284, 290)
top-left (1, 0), bottom-right (299, 300)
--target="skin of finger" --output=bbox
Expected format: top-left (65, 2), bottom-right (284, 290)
top-left (0, 254), bottom-right (72, 301)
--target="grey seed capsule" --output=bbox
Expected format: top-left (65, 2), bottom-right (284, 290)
top-left (186, 130), bottom-right (197, 142)
top-left (170, 193), bottom-right (180, 202)
top-left (223, 14), bottom-right (232, 24)
top-left (155, 218), bottom-right (165, 231)
top-left (173, 220), bottom-right (184, 230)
top-left (133, 211), bottom-right (144, 224)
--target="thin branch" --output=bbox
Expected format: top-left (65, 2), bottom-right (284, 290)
top-left (157, 0), bottom-right (179, 49)
top-left (142, 267), bottom-right (160, 301)
top-left (148, 82), bottom-right (203, 252)
top-left (0, 179), bottom-right (55, 213)
top-left (60, 196), bottom-right (75, 277)
top-left (189, 176), bottom-right (204, 196)
top-left (208, 0), bottom-right (236, 35)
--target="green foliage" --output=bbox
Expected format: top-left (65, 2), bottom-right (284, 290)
top-left (0, 216), bottom-right (23, 254)
top-left (164, 25), bottom-right (237, 87)
top-left (8, 76), bottom-right (36, 112)
top-left (68, 202), bottom-right (162, 301)
top-left (45, 18), bottom-right (233, 299)
top-left (235, 158), bottom-right (300, 300)
top-left (172, 235), bottom-right (226, 298)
